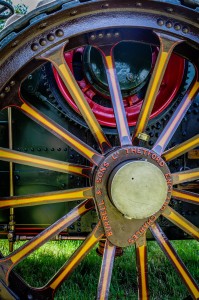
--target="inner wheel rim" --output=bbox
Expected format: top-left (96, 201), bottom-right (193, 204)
top-left (0, 0), bottom-right (198, 299)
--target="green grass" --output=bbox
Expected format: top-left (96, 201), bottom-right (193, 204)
top-left (0, 239), bottom-right (198, 299)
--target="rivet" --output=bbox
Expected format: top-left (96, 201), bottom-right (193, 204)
top-left (98, 33), bottom-right (103, 38)
top-left (10, 81), bottom-right (15, 86)
top-left (136, 2), bottom-right (142, 7)
top-left (5, 86), bottom-right (10, 93)
top-left (166, 21), bottom-right (172, 28)
top-left (47, 34), bottom-right (55, 41)
top-left (101, 3), bottom-right (109, 8)
top-left (56, 29), bottom-right (64, 37)
top-left (39, 22), bottom-right (47, 29)
top-left (0, 93), bottom-right (5, 99)
top-left (166, 7), bottom-right (173, 12)
top-left (174, 23), bottom-right (181, 30)
top-left (39, 39), bottom-right (47, 46)
top-left (31, 43), bottom-right (39, 51)
top-left (182, 26), bottom-right (189, 34)
top-left (106, 32), bottom-right (111, 38)
top-left (11, 41), bottom-right (18, 47)
top-left (70, 10), bottom-right (77, 16)
top-left (114, 32), bottom-right (120, 37)
top-left (157, 18), bottom-right (164, 26)
top-left (90, 34), bottom-right (96, 40)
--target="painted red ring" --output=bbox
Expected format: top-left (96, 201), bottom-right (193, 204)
top-left (53, 47), bottom-right (185, 127)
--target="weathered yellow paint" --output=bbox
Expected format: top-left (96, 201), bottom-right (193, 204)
top-left (58, 63), bottom-right (110, 151)
top-left (98, 241), bottom-right (115, 300)
top-left (50, 223), bottom-right (103, 290)
top-left (156, 81), bottom-right (199, 150)
top-left (105, 55), bottom-right (130, 142)
top-left (0, 187), bottom-right (93, 208)
top-left (0, 147), bottom-right (90, 176)
top-left (152, 223), bottom-right (199, 298)
top-left (162, 207), bottom-right (199, 239)
top-left (10, 204), bottom-right (89, 265)
top-left (138, 244), bottom-right (148, 299)
top-left (163, 135), bottom-right (199, 161)
top-left (20, 103), bottom-right (97, 162)
top-left (172, 168), bottom-right (199, 185)
top-left (172, 189), bottom-right (199, 204)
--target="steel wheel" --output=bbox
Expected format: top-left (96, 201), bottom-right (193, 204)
top-left (0, 0), bottom-right (198, 299)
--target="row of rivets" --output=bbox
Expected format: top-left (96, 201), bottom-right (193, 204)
top-left (90, 31), bottom-right (120, 41)
top-left (31, 29), bottom-right (64, 51)
top-left (157, 18), bottom-right (189, 33)
top-left (0, 81), bottom-right (16, 99)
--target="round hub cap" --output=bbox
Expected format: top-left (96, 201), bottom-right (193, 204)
top-left (110, 161), bottom-right (168, 219)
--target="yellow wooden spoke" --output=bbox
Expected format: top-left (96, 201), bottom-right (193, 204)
top-left (163, 135), bottom-right (199, 161)
top-left (0, 147), bottom-right (92, 177)
top-left (172, 188), bottom-right (199, 205)
top-left (44, 221), bottom-right (104, 291)
top-left (136, 235), bottom-right (149, 300)
top-left (172, 168), bottom-right (199, 185)
top-left (132, 33), bottom-right (182, 142)
top-left (103, 52), bottom-right (132, 146)
top-left (19, 102), bottom-right (103, 165)
top-left (0, 199), bottom-right (94, 283)
top-left (38, 44), bottom-right (111, 153)
top-left (150, 222), bottom-right (199, 299)
top-left (162, 206), bottom-right (199, 240)
top-left (0, 187), bottom-right (93, 209)
top-left (153, 80), bottom-right (199, 155)
top-left (97, 239), bottom-right (116, 300)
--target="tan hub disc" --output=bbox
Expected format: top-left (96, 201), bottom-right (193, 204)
top-left (110, 161), bottom-right (168, 219)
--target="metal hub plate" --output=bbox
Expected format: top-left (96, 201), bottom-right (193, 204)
top-left (109, 160), bottom-right (168, 220)
top-left (94, 146), bottom-right (172, 247)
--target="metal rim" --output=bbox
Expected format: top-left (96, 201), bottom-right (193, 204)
top-left (0, 0), bottom-right (198, 299)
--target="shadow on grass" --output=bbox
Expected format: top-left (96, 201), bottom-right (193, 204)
top-left (0, 239), bottom-right (198, 299)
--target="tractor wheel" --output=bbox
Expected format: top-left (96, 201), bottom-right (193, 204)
top-left (0, 0), bottom-right (198, 299)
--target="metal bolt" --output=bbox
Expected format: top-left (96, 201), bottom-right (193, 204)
top-left (157, 18), bottom-right (164, 26)
top-left (5, 86), bottom-right (10, 93)
top-left (70, 10), bottom-right (77, 16)
top-left (31, 43), bottom-right (39, 51)
top-left (11, 41), bottom-right (18, 47)
top-left (0, 93), bottom-right (5, 99)
top-left (39, 22), bottom-right (47, 29)
top-left (90, 34), bottom-right (96, 40)
top-left (10, 81), bottom-right (15, 86)
top-left (101, 3), bottom-right (109, 8)
top-left (56, 29), bottom-right (64, 37)
top-left (106, 32), bottom-right (111, 38)
top-left (114, 32), bottom-right (120, 37)
top-left (47, 34), bottom-right (55, 41)
top-left (166, 7), bottom-right (173, 12)
top-left (166, 21), bottom-right (172, 28)
top-left (98, 33), bottom-right (104, 38)
top-left (39, 39), bottom-right (47, 46)
top-left (182, 26), bottom-right (189, 34)
top-left (174, 23), bottom-right (181, 31)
